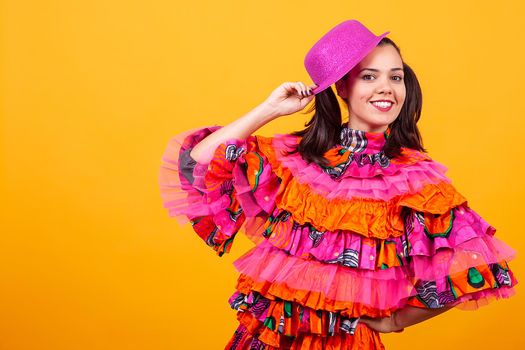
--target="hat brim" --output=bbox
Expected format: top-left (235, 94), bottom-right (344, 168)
top-left (311, 31), bottom-right (390, 95)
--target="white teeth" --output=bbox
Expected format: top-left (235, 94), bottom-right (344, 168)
top-left (371, 101), bottom-right (392, 108)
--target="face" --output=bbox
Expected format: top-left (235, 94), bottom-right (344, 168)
top-left (335, 44), bottom-right (406, 133)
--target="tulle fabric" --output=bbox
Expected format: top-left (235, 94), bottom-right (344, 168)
top-left (226, 286), bottom-right (387, 349)
top-left (235, 272), bottom-right (400, 318)
top-left (259, 203), bottom-right (517, 280)
top-left (232, 239), bottom-right (517, 311)
top-left (268, 133), bottom-right (452, 201)
top-left (233, 240), bottom-right (418, 310)
top-left (271, 174), bottom-right (467, 238)
top-left (158, 125), bottom-right (223, 224)
top-left (257, 134), bottom-right (469, 237)
top-left (228, 290), bottom-right (363, 337)
top-left (225, 320), bottom-right (385, 350)
top-left (269, 133), bottom-right (430, 178)
top-left (158, 125), bottom-right (280, 255)
top-left (405, 259), bottom-right (517, 311)
top-left (159, 126), bottom-right (519, 350)
top-left (260, 206), bottom-right (405, 271)
top-left (406, 284), bottom-right (517, 311)
top-left (406, 204), bottom-right (518, 280)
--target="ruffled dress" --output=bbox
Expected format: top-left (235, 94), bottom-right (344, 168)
top-left (158, 124), bottom-right (518, 349)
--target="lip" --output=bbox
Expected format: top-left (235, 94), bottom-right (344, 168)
top-left (369, 101), bottom-right (394, 112)
top-left (370, 99), bottom-right (395, 103)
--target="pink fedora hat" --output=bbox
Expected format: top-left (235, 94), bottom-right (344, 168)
top-left (304, 20), bottom-right (389, 94)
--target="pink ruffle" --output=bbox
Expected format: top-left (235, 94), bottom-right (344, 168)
top-left (257, 203), bottom-right (516, 281)
top-left (234, 239), bottom-right (517, 310)
top-left (159, 125), bottom-right (281, 244)
top-left (271, 133), bottom-right (451, 201)
top-left (409, 235), bottom-right (517, 281)
top-left (262, 206), bottom-right (388, 270)
top-left (408, 203), bottom-right (496, 255)
top-left (451, 286), bottom-right (516, 311)
top-left (228, 289), bottom-right (364, 334)
top-left (161, 127), bottom-right (518, 310)
top-left (407, 204), bottom-right (517, 280)
top-left (233, 240), bottom-right (418, 310)
top-left (158, 125), bottom-right (222, 226)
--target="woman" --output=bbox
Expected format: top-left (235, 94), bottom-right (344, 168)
top-left (159, 20), bottom-right (517, 349)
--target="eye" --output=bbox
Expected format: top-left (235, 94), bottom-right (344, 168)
top-left (362, 74), bottom-right (374, 80)
top-left (392, 75), bottom-right (403, 81)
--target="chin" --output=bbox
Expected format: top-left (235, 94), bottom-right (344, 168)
top-left (367, 116), bottom-right (395, 127)
top-left (378, 112), bottom-right (400, 123)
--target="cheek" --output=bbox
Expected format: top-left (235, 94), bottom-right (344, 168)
top-left (396, 86), bottom-right (407, 103)
top-left (349, 95), bottom-right (369, 109)
top-left (349, 87), bottom-right (374, 106)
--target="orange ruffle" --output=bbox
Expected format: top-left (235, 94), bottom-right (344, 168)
top-left (236, 273), bottom-right (399, 318)
top-left (228, 307), bottom-right (386, 350)
top-left (319, 144), bottom-right (433, 169)
top-left (398, 181), bottom-right (468, 214)
top-left (256, 134), bottom-right (431, 168)
top-left (255, 136), bottom-right (467, 239)
top-left (259, 212), bottom-right (407, 269)
top-left (405, 259), bottom-right (517, 310)
top-left (274, 174), bottom-right (466, 239)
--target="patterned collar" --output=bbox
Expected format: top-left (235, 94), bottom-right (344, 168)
top-left (321, 125), bottom-right (391, 179)
top-left (339, 125), bottom-right (388, 153)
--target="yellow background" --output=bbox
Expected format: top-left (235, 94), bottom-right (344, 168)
top-left (2, 0), bottom-right (524, 349)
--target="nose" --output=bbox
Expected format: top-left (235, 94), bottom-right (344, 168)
top-left (375, 77), bottom-right (394, 95)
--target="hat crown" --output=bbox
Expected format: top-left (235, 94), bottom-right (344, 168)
top-left (304, 20), bottom-right (389, 94)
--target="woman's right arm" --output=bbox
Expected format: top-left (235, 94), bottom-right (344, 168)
top-left (159, 81), bottom-right (315, 255)
top-left (189, 81), bottom-right (317, 164)
top-left (189, 101), bottom-right (278, 164)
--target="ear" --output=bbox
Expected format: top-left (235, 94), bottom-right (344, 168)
top-left (335, 78), bottom-right (347, 100)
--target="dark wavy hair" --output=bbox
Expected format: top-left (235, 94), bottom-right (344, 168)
top-left (286, 37), bottom-right (427, 167)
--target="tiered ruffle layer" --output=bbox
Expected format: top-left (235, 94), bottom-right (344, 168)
top-left (226, 290), bottom-right (385, 349)
top-left (159, 126), bottom-right (519, 350)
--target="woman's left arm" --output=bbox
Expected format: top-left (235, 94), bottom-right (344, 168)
top-left (360, 304), bottom-right (455, 333)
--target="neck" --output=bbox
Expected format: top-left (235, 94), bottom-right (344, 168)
top-left (346, 116), bottom-right (389, 133)
top-left (340, 123), bottom-right (388, 153)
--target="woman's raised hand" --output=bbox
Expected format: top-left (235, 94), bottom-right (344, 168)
top-left (263, 82), bottom-right (318, 118)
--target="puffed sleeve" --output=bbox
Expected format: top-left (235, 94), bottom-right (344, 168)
top-left (401, 201), bottom-right (518, 310)
top-left (158, 125), bottom-right (281, 256)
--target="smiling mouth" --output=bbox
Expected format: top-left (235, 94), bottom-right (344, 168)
top-left (370, 101), bottom-right (393, 112)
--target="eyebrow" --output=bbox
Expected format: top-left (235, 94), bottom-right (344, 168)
top-left (359, 68), bottom-right (404, 73)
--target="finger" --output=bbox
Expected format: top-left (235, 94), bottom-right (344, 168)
top-left (300, 82), bottom-right (314, 96)
top-left (283, 82), bottom-right (301, 98)
top-left (292, 82), bottom-right (304, 97)
top-left (308, 83), bottom-right (318, 93)
top-left (283, 82), bottom-right (297, 92)
top-left (297, 82), bottom-right (308, 96)
top-left (297, 82), bottom-right (309, 98)
top-left (283, 82), bottom-right (297, 93)
top-left (291, 82), bottom-right (304, 97)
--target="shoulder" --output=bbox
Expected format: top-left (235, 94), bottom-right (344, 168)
top-left (392, 147), bottom-right (433, 165)
top-left (389, 147), bottom-right (452, 186)
top-left (251, 133), bottom-right (301, 165)
top-left (395, 147), bottom-right (451, 176)
top-left (391, 148), bottom-right (467, 213)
